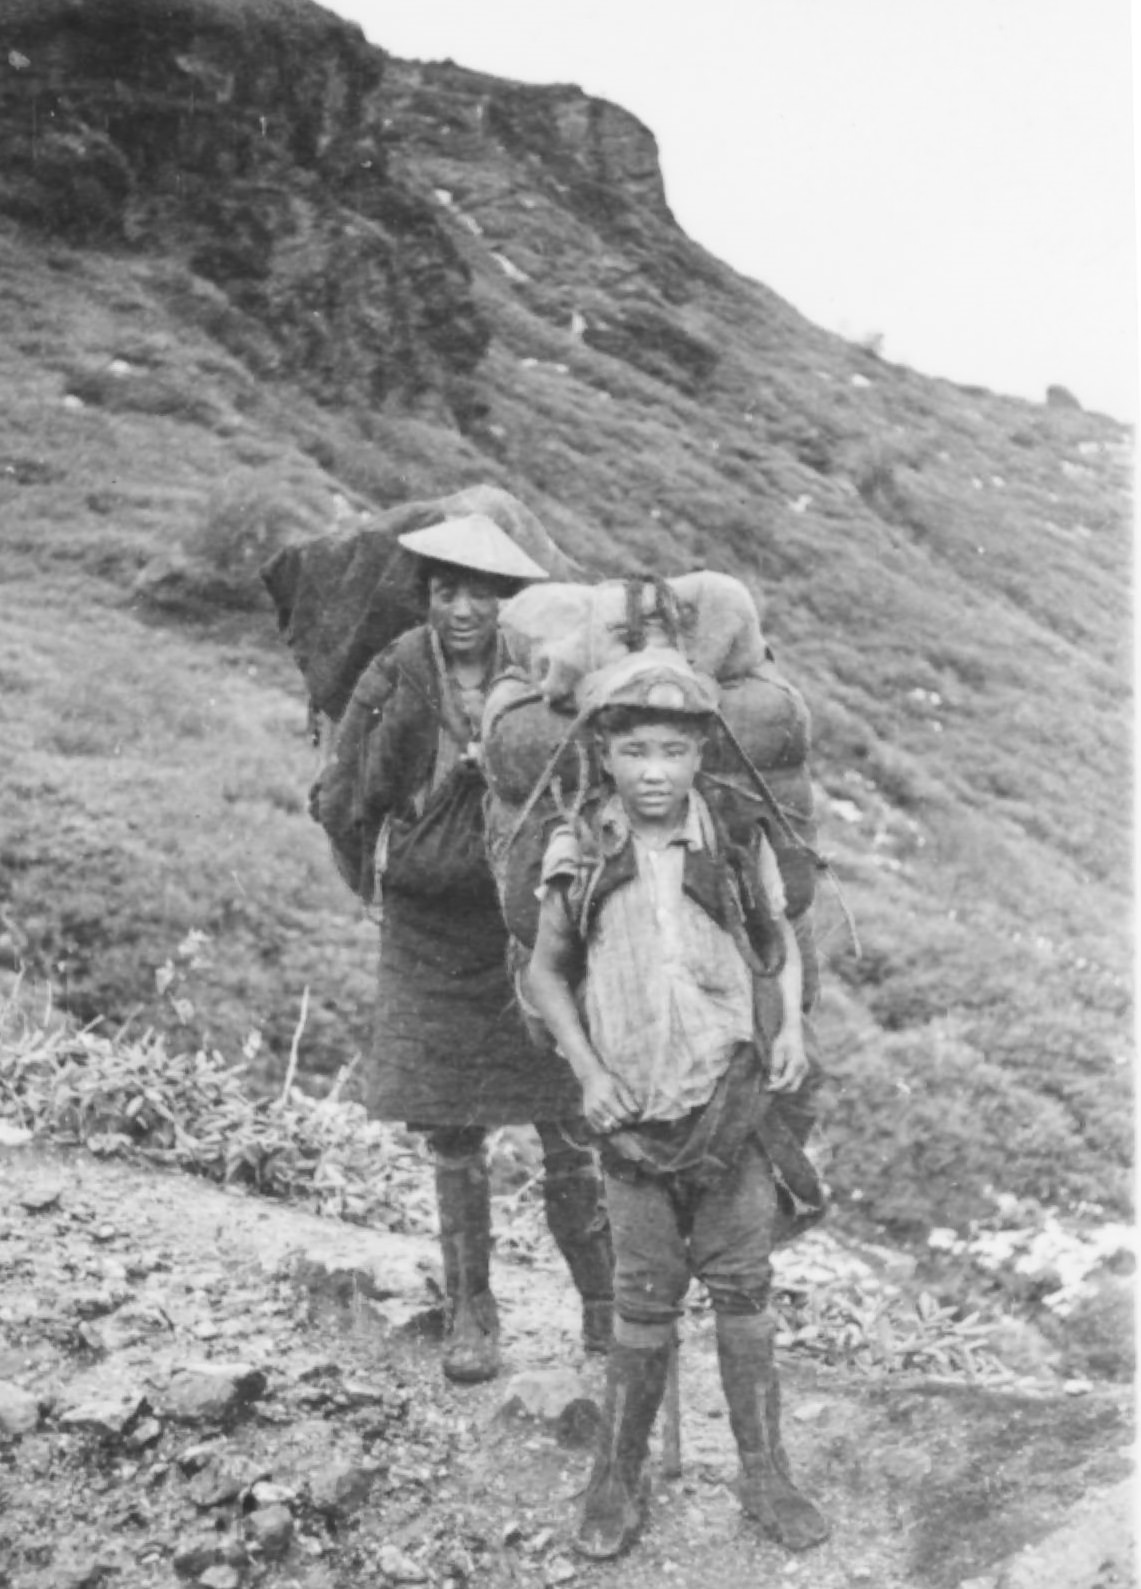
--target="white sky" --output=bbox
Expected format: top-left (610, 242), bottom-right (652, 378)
top-left (327, 0), bottom-right (1137, 422)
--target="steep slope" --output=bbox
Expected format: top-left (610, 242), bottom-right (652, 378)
top-left (0, 0), bottom-right (1131, 1234)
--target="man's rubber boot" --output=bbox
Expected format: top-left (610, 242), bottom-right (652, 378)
top-left (541, 1143), bottom-right (615, 1354)
top-left (435, 1149), bottom-right (500, 1384)
top-left (715, 1311), bottom-right (829, 1551)
top-left (574, 1337), bottom-right (671, 1559)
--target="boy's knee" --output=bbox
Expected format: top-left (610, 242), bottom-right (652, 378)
top-left (702, 1251), bottom-right (773, 1316)
top-left (614, 1254), bottom-right (689, 1325)
top-left (706, 1280), bottom-right (771, 1316)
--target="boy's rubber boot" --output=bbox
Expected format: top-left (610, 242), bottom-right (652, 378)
top-left (541, 1154), bottom-right (615, 1354)
top-left (434, 1150), bottom-right (500, 1384)
top-left (715, 1312), bottom-right (830, 1551)
top-left (574, 1339), bottom-right (671, 1559)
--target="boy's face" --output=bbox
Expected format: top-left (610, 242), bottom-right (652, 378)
top-left (601, 720), bottom-right (703, 827)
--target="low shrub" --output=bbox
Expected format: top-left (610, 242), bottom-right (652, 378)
top-left (64, 364), bottom-right (220, 426)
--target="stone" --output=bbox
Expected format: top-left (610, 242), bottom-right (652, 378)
top-left (188, 1454), bottom-right (268, 1508)
top-left (199, 1568), bottom-right (242, 1589)
top-left (1045, 383), bottom-right (1082, 410)
top-left (160, 1362), bottom-right (268, 1424)
top-left (497, 1367), bottom-right (595, 1424)
top-left (21, 1184), bottom-right (63, 1213)
top-left (341, 1379), bottom-right (388, 1405)
top-left (308, 1456), bottom-right (375, 1517)
top-left (172, 1531), bottom-right (220, 1575)
top-left (177, 1439), bottom-right (222, 1474)
top-left (287, 1244), bottom-right (434, 1330)
top-left (545, 1558), bottom-right (578, 1586)
top-left (187, 1464), bottom-right (243, 1510)
top-left (377, 1543), bottom-right (428, 1582)
top-left (250, 1480), bottom-right (297, 1506)
top-left (73, 1286), bottom-right (124, 1320)
top-left (295, 1358), bottom-right (342, 1384)
top-left (54, 1555), bottom-right (116, 1589)
top-left (246, 1502), bottom-right (293, 1560)
top-left (0, 1380), bottom-right (39, 1439)
top-left (58, 1392), bottom-right (148, 1439)
top-left (124, 1417), bottom-right (163, 1452)
top-left (443, 1544), bottom-right (475, 1579)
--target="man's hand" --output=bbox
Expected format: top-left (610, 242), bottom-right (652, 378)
top-left (581, 1067), bottom-right (639, 1134)
top-left (767, 1027), bottom-right (809, 1093)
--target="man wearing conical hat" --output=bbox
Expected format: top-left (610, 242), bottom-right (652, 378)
top-left (315, 514), bottom-right (613, 1383)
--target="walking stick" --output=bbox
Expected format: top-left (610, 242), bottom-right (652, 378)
top-left (661, 1322), bottom-right (682, 1479)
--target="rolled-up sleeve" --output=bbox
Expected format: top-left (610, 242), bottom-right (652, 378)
top-left (536, 824), bottom-right (582, 901)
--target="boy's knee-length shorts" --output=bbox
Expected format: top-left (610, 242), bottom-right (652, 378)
top-left (604, 1139), bottom-right (778, 1322)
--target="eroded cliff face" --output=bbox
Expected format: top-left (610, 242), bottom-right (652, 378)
top-left (0, 0), bottom-right (690, 422)
top-left (0, 0), bottom-right (489, 415)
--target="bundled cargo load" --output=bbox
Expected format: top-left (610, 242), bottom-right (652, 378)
top-left (498, 569), bottom-right (767, 706)
top-left (482, 572), bottom-right (823, 1014)
top-left (261, 482), bottom-right (580, 723)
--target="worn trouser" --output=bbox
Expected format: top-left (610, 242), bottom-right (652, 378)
top-left (423, 1121), bottom-right (612, 1298)
top-left (604, 1139), bottom-right (778, 1324)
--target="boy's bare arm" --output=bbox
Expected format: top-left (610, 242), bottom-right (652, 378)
top-left (526, 890), bottom-right (639, 1131)
top-left (768, 917), bottom-right (809, 1092)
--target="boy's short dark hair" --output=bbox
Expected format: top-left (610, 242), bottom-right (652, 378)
top-left (593, 705), bottom-right (713, 740)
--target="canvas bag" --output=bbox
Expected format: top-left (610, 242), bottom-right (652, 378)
top-left (380, 756), bottom-right (495, 905)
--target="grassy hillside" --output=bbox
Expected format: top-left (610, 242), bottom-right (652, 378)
top-left (0, 1), bottom-right (1131, 1239)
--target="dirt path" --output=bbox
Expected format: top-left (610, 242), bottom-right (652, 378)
top-left (0, 1142), bottom-right (1132, 1589)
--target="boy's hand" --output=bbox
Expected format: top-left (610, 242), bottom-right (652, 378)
top-left (767, 1027), bottom-right (809, 1093)
top-left (582, 1068), bottom-right (639, 1134)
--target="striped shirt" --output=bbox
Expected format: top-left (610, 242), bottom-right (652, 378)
top-left (540, 793), bottom-right (784, 1123)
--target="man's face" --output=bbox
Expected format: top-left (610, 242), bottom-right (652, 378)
top-left (601, 720), bottom-right (703, 827)
top-left (427, 571), bottom-right (501, 662)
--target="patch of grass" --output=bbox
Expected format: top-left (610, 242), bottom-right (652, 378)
top-left (0, 978), bottom-right (407, 1224)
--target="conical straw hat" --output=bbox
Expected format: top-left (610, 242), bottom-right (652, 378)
top-left (397, 514), bottom-right (550, 583)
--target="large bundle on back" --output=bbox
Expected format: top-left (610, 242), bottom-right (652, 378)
top-left (260, 483), bottom-right (581, 723)
top-left (482, 572), bottom-right (822, 1016)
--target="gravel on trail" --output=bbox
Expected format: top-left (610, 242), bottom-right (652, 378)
top-left (0, 1141), bottom-right (1132, 1589)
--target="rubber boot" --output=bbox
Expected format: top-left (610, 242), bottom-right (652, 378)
top-left (539, 1139), bottom-right (615, 1354)
top-left (435, 1149), bottom-right (500, 1384)
top-left (573, 1335), bottom-right (672, 1560)
top-left (715, 1312), bottom-right (829, 1551)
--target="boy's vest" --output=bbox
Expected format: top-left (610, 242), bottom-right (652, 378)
top-left (562, 801), bottom-right (826, 1236)
top-left (563, 797), bottom-right (787, 982)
